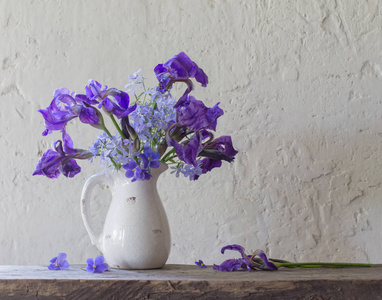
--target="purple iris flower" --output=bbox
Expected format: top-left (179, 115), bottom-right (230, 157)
top-left (39, 88), bottom-right (100, 136)
top-left (168, 131), bottom-right (202, 167)
top-left (123, 160), bottom-right (152, 182)
top-left (48, 252), bottom-right (70, 270)
top-left (86, 256), bottom-right (109, 273)
top-left (253, 250), bottom-right (278, 271)
top-left (182, 133), bottom-right (237, 180)
top-left (213, 258), bottom-right (248, 272)
top-left (139, 148), bottom-right (160, 169)
top-left (167, 128), bottom-right (237, 178)
top-left (33, 149), bottom-right (65, 179)
top-left (199, 135), bottom-right (238, 163)
top-left (154, 52), bottom-right (208, 95)
top-left (176, 95), bottom-right (224, 131)
top-left (212, 244), bottom-right (278, 272)
top-left (86, 80), bottom-right (137, 119)
top-left (217, 244), bottom-right (253, 271)
top-left (33, 130), bottom-right (93, 179)
top-left (195, 260), bottom-right (207, 268)
top-left (190, 158), bottom-right (222, 181)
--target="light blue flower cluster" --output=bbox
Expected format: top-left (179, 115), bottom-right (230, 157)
top-left (171, 161), bottom-right (203, 180)
top-left (129, 88), bottom-right (177, 148)
top-left (88, 84), bottom-right (178, 180)
top-left (89, 132), bottom-right (131, 169)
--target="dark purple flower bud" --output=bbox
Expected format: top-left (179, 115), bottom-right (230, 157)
top-left (176, 95), bottom-right (224, 131)
top-left (199, 135), bottom-right (238, 163)
top-left (158, 140), bottom-right (168, 157)
top-left (167, 123), bottom-right (190, 142)
top-left (195, 260), bottom-right (207, 268)
top-left (78, 106), bottom-right (100, 126)
top-left (82, 103), bottom-right (107, 131)
top-left (120, 118), bottom-right (140, 151)
top-left (121, 116), bottom-right (138, 140)
top-left (121, 116), bottom-right (130, 139)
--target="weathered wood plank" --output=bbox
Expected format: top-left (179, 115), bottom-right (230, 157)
top-left (0, 264), bottom-right (381, 299)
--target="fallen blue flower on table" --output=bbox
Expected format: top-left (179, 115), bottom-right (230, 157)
top-left (48, 252), bottom-right (70, 270)
top-left (86, 255), bottom-right (109, 273)
top-left (195, 260), bottom-right (207, 268)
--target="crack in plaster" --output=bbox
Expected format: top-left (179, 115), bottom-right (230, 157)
top-left (1, 85), bottom-right (25, 99)
top-left (3, 14), bottom-right (19, 29)
top-left (361, 61), bottom-right (382, 78)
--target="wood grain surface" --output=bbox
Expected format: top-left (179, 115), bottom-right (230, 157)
top-left (0, 264), bottom-right (381, 299)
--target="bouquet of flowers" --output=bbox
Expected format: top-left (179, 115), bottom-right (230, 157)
top-left (33, 52), bottom-right (238, 182)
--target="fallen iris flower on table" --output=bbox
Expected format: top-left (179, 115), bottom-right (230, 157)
top-left (196, 244), bottom-right (373, 272)
top-left (86, 255), bottom-right (109, 273)
top-left (211, 244), bottom-right (277, 271)
top-left (48, 252), bottom-right (70, 270)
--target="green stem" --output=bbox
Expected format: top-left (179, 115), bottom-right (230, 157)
top-left (135, 91), bottom-right (145, 102)
top-left (109, 114), bottom-right (126, 139)
top-left (164, 155), bottom-right (178, 161)
top-left (161, 148), bottom-right (176, 163)
top-left (109, 157), bottom-right (120, 170)
top-left (274, 262), bottom-right (373, 269)
top-left (103, 126), bottom-right (113, 138)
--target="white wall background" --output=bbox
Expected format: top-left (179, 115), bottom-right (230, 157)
top-left (1, 0), bottom-right (381, 266)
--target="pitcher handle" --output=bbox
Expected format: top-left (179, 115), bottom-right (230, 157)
top-left (80, 172), bottom-right (113, 252)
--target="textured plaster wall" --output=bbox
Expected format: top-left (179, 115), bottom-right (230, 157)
top-left (0, 0), bottom-right (381, 265)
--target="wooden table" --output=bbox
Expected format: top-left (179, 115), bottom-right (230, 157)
top-left (0, 264), bottom-right (381, 299)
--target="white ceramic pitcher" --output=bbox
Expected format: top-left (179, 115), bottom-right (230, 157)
top-left (80, 164), bottom-right (171, 269)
